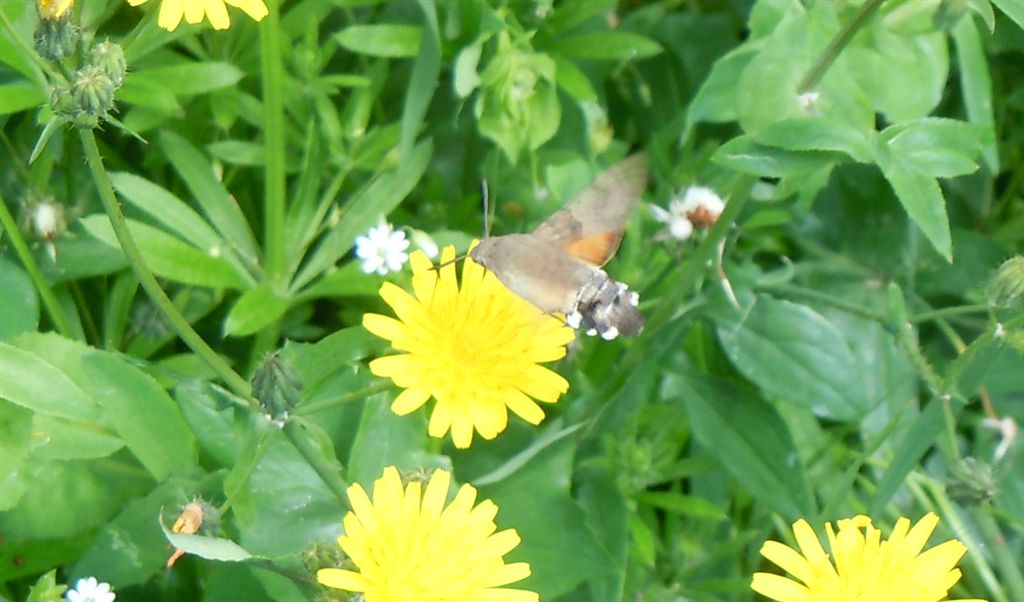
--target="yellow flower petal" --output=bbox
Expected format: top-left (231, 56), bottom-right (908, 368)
top-left (129, 0), bottom-right (266, 30)
top-left (318, 467), bottom-right (537, 602)
top-left (753, 514), bottom-right (987, 602)
top-left (362, 244), bottom-right (574, 448)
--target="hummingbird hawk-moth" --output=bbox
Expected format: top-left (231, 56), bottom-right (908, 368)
top-left (470, 153), bottom-right (648, 339)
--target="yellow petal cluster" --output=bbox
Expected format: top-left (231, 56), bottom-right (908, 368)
top-left (363, 246), bottom-right (574, 448)
top-left (125, 0), bottom-right (268, 31)
top-left (752, 513), bottom-right (987, 602)
top-left (38, 0), bottom-right (74, 19)
top-left (317, 467), bottom-right (538, 602)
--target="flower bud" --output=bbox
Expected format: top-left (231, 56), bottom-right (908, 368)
top-left (252, 350), bottom-right (302, 420)
top-left (946, 457), bottom-right (996, 507)
top-left (49, 83), bottom-right (76, 117)
top-left (33, 14), bottom-right (77, 62)
top-left (987, 256), bottom-right (1024, 308)
top-left (71, 65), bottom-right (115, 117)
top-left (89, 41), bottom-right (127, 88)
top-left (37, 0), bottom-right (74, 20)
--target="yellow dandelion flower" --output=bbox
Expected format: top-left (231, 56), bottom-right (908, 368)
top-left (317, 466), bottom-right (539, 602)
top-left (752, 513), bottom-right (988, 602)
top-left (38, 0), bottom-right (74, 19)
top-left (125, 0), bottom-right (268, 31)
top-left (363, 245), bottom-right (574, 449)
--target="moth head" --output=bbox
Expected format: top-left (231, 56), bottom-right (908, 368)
top-left (468, 238), bottom-right (497, 268)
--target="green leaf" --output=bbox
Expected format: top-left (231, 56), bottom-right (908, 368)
top-left (952, 16), bottom-right (999, 172)
top-left (554, 31), bottom-right (662, 60)
top-left (992, 0), bottom-right (1024, 30)
top-left (713, 135), bottom-right (847, 177)
top-left (881, 118), bottom-right (985, 178)
top-left (207, 140), bottom-right (264, 166)
top-left (0, 343), bottom-right (101, 421)
top-left (175, 381), bottom-right (238, 467)
top-left (635, 491), bottom-right (727, 520)
top-left (527, 80), bottom-right (561, 150)
top-left (553, 56), bottom-right (597, 102)
top-left (348, 393), bottom-right (430, 487)
top-left (0, 258), bottom-right (39, 340)
top-left (453, 41), bottom-right (483, 97)
top-left (0, 82), bottom-right (45, 114)
top-left (753, 117), bottom-right (873, 162)
top-left (547, 0), bottom-right (618, 33)
top-left (875, 147), bottom-right (953, 262)
top-left (847, 30), bottom-right (948, 122)
top-left (224, 283), bottom-right (290, 337)
top-left (26, 570), bottom-right (66, 602)
top-left (400, 2), bottom-right (440, 162)
top-left (714, 294), bottom-right (868, 421)
top-left (673, 368), bottom-right (817, 520)
top-left (686, 46), bottom-right (754, 131)
top-left (335, 24), bottom-right (423, 58)
top-left (117, 74), bottom-right (181, 114)
top-left (293, 139), bottom-right (432, 290)
top-left (130, 62), bottom-right (244, 97)
top-left (32, 415), bottom-right (124, 461)
top-left (869, 400), bottom-right (947, 514)
top-left (161, 528), bottom-right (255, 563)
top-left (159, 131), bottom-right (260, 260)
top-left (81, 215), bottom-right (249, 289)
top-left (480, 433), bottom-right (608, 599)
top-left (82, 352), bottom-right (198, 480)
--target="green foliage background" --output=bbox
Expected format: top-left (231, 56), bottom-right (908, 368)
top-left (1, 0), bottom-right (1023, 600)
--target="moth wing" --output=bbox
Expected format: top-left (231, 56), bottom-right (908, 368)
top-left (531, 153), bottom-right (648, 267)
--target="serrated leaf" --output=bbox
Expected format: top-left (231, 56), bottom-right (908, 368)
top-left (875, 149), bottom-right (953, 262)
top-left (714, 295), bottom-right (868, 421)
top-left (754, 117), bottom-right (872, 162)
top-left (553, 31), bottom-right (662, 60)
top-left (713, 135), bottom-right (847, 177)
top-left (335, 24), bottom-right (423, 58)
top-left (881, 118), bottom-right (985, 178)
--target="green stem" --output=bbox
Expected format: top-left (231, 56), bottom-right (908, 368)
top-left (0, 193), bottom-right (76, 338)
top-left (283, 419), bottom-right (351, 509)
top-left (260, 0), bottom-right (286, 285)
top-left (910, 303), bottom-right (990, 324)
top-left (219, 428), bottom-right (275, 515)
top-left (293, 381), bottom-right (392, 416)
top-left (78, 129), bottom-right (255, 403)
top-left (799, 0), bottom-right (885, 92)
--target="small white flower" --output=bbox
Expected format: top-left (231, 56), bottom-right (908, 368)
top-left (652, 202), bottom-right (695, 241)
top-left (66, 577), bottom-right (115, 602)
top-left (676, 185), bottom-right (725, 217)
top-left (354, 221), bottom-right (410, 275)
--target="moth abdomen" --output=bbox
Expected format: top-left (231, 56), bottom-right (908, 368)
top-left (567, 271), bottom-right (644, 339)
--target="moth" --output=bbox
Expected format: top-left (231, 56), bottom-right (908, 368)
top-left (470, 153), bottom-right (648, 339)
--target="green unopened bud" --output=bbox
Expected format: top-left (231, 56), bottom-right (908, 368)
top-left (946, 457), bottom-right (996, 506)
top-left (72, 65), bottom-right (115, 117)
top-left (89, 41), bottom-right (127, 88)
top-left (33, 14), bottom-right (77, 62)
top-left (252, 350), bottom-right (302, 420)
top-left (987, 256), bottom-right (1024, 308)
top-left (49, 83), bottom-right (76, 117)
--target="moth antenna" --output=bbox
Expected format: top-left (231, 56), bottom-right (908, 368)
top-left (481, 178), bottom-right (491, 238)
top-left (429, 253), bottom-right (467, 272)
